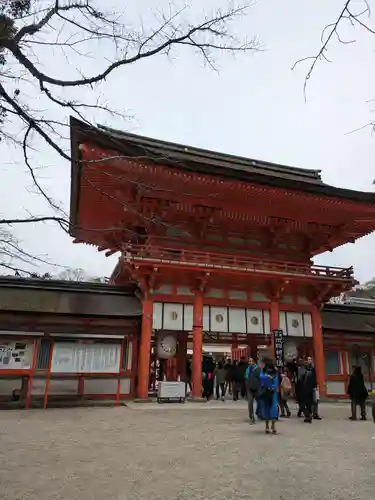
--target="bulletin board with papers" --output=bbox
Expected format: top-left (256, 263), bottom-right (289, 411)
top-left (51, 342), bottom-right (121, 374)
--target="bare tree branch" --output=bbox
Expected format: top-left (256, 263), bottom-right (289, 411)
top-left (0, 0), bottom-right (258, 275)
top-left (292, 0), bottom-right (375, 100)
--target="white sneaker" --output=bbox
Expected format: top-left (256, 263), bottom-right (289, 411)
top-left (372, 434), bottom-right (375, 440)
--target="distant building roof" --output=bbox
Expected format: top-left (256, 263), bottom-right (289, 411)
top-left (322, 302), bottom-right (375, 333)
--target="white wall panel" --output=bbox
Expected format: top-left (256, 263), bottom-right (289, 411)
top-left (203, 306), bottom-right (210, 331)
top-left (184, 305), bottom-right (193, 331)
top-left (48, 379), bottom-right (77, 395)
top-left (303, 313), bottom-right (313, 337)
top-left (152, 302), bottom-right (163, 330)
top-left (126, 341), bottom-right (132, 370)
top-left (228, 308), bottom-right (247, 333)
top-left (279, 312), bottom-right (287, 336)
top-left (263, 310), bottom-right (270, 334)
top-left (163, 303), bottom-right (183, 330)
top-left (326, 381), bottom-right (346, 396)
top-left (246, 309), bottom-right (264, 334)
top-left (120, 378), bottom-right (131, 394)
top-left (210, 307), bottom-right (229, 332)
top-left (31, 378), bottom-right (46, 395)
top-left (286, 312), bottom-right (304, 337)
top-left (84, 378), bottom-right (117, 395)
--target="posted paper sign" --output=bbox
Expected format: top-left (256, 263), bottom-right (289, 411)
top-left (51, 342), bottom-right (121, 374)
top-left (0, 340), bottom-right (34, 370)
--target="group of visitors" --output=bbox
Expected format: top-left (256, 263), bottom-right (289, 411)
top-left (199, 355), bottom-right (322, 434)
top-left (187, 353), bottom-right (375, 436)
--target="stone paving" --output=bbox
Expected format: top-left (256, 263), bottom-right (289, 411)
top-left (0, 401), bottom-right (374, 500)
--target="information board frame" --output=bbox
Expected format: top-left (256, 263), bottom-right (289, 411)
top-left (51, 342), bottom-right (121, 374)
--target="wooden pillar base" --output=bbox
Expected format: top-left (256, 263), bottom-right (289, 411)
top-left (137, 297), bottom-right (153, 399)
top-left (312, 304), bottom-right (326, 397)
top-left (192, 292), bottom-right (203, 399)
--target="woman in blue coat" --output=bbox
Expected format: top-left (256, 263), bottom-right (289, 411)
top-left (256, 359), bottom-right (279, 434)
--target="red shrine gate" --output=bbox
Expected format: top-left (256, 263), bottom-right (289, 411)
top-left (69, 117), bottom-right (375, 399)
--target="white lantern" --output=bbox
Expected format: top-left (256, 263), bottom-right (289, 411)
top-left (284, 340), bottom-right (298, 361)
top-left (156, 334), bottom-right (177, 359)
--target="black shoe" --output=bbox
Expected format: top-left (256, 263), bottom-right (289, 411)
top-left (297, 411), bottom-right (302, 418)
top-left (313, 415), bottom-right (322, 420)
top-left (286, 413), bottom-right (291, 418)
top-left (280, 413), bottom-right (286, 418)
top-left (304, 418), bottom-right (312, 423)
top-left (349, 416), bottom-right (357, 421)
top-left (360, 417), bottom-right (367, 421)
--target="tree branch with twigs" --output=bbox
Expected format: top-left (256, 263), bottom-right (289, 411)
top-left (0, 0), bottom-right (258, 276)
top-left (292, 0), bottom-right (375, 101)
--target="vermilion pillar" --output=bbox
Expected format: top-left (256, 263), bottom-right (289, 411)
top-left (311, 304), bottom-right (326, 396)
top-left (269, 300), bottom-right (279, 358)
top-left (192, 292), bottom-right (203, 399)
top-left (137, 295), bottom-right (153, 399)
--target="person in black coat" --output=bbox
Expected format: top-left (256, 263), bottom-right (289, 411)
top-left (232, 360), bottom-right (242, 401)
top-left (300, 359), bottom-right (317, 423)
top-left (348, 366), bottom-right (368, 420)
top-left (295, 357), bottom-right (306, 417)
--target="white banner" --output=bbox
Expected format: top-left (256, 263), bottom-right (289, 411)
top-left (0, 340), bottom-right (34, 370)
top-left (51, 342), bottom-right (121, 374)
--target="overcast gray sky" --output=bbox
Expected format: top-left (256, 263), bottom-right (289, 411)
top-left (2, 0), bottom-right (375, 283)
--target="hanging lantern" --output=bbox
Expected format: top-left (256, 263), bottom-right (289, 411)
top-left (156, 333), bottom-right (177, 359)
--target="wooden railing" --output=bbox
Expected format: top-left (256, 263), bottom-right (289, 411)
top-left (123, 245), bottom-right (354, 281)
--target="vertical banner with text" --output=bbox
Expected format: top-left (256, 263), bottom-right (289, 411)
top-left (273, 329), bottom-right (284, 369)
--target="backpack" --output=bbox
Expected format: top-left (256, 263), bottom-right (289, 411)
top-left (247, 367), bottom-right (260, 393)
top-left (281, 375), bottom-right (292, 395)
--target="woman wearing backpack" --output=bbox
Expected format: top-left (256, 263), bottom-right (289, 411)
top-left (279, 371), bottom-right (292, 418)
top-left (256, 358), bottom-right (279, 434)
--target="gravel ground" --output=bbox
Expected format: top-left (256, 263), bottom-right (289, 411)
top-left (0, 402), bottom-right (374, 500)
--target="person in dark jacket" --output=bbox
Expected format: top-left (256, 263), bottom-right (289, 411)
top-left (224, 359), bottom-right (233, 395)
top-left (295, 357), bottom-right (306, 417)
top-left (238, 356), bottom-right (248, 399)
top-left (306, 356), bottom-right (322, 420)
top-left (348, 366), bottom-right (368, 420)
top-left (245, 358), bottom-right (260, 423)
top-left (300, 359), bottom-right (317, 423)
top-left (214, 362), bottom-right (227, 401)
top-left (232, 360), bottom-right (242, 401)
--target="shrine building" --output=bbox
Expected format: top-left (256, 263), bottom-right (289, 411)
top-left (68, 117), bottom-right (375, 400)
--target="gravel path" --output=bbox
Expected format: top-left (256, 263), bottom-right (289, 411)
top-left (0, 402), bottom-right (374, 500)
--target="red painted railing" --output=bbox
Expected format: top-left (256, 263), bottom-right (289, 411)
top-left (123, 245), bottom-right (354, 281)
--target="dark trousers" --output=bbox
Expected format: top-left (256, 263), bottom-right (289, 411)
top-left (233, 381), bottom-right (241, 401)
top-left (313, 400), bottom-right (320, 417)
top-left (225, 379), bottom-right (233, 394)
top-left (279, 398), bottom-right (291, 416)
top-left (241, 380), bottom-right (246, 399)
top-left (372, 403), bottom-right (375, 423)
top-left (303, 401), bottom-right (313, 421)
top-left (351, 399), bottom-right (366, 420)
top-left (216, 382), bottom-right (226, 399)
top-left (247, 390), bottom-right (256, 421)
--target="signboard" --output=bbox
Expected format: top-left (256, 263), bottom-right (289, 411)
top-left (273, 329), bottom-right (284, 368)
top-left (0, 340), bottom-right (34, 370)
top-left (51, 342), bottom-right (121, 374)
